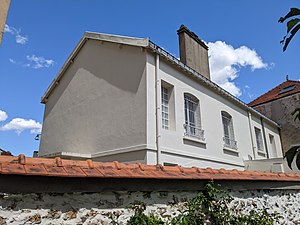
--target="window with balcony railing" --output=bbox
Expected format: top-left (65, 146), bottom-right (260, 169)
top-left (184, 94), bottom-right (204, 141)
top-left (221, 111), bottom-right (237, 150)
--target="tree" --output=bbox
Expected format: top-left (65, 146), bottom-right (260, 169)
top-left (279, 8), bottom-right (300, 169)
top-left (279, 8), bottom-right (300, 51)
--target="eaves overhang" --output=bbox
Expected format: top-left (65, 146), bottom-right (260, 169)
top-left (41, 32), bottom-right (149, 103)
top-left (147, 41), bottom-right (280, 128)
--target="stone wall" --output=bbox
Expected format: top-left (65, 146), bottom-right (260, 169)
top-left (0, 189), bottom-right (299, 225)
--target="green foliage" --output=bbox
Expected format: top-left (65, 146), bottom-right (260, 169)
top-left (127, 201), bottom-right (164, 225)
top-left (279, 8), bottom-right (300, 51)
top-left (279, 7), bottom-right (300, 169)
top-left (122, 182), bottom-right (275, 225)
top-left (171, 182), bottom-right (275, 225)
top-left (292, 108), bottom-right (300, 121)
top-left (283, 108), bottom-right (300, 170)
top-left (285, 145), bottom-right (300, 170)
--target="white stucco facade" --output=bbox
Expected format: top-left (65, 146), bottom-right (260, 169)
top-left (38, 32), bottom-right (283, 170)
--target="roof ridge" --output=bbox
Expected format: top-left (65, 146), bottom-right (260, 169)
top-left (248, 79), bottom-right (300, 107)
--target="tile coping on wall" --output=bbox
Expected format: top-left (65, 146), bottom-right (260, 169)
top-left (0, 154), bottom-right (299, 182)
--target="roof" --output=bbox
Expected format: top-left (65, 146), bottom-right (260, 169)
top-left (0, 148), bottom-right (12, 156)
top-left (249, 80), bottom-right (300, 107)
top-left (41, 31), bottom-right (279, 127)
top-left (0, 154), bottom-right (299, 182)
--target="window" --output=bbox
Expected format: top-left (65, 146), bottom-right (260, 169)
top-left (184, 93), bottom-right (204, 140)
top-left (278, 85), bottom-right (295, 95)
top-left (221, 111), bottom-right (237, 149)
top-left (255, 127), bottom-right (264, 152)
top-left (269, 134), bottom-right (277, 157)
top-left (161, 86), bottom-right (169, 130)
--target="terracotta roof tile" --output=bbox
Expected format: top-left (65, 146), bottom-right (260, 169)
top-left (248, 80), bottom-right (300, 107)
top-left (0, 155), bottom-right (300, 182)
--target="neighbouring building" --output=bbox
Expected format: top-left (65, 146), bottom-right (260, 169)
top-left (0, 0), bottom-right (10, 44)
top-left (248, 79), bottom-right (300, 154)
top-left (0, 148), bottom-right (12, 156)
top-left (38, 25), bottom-right (283, 170)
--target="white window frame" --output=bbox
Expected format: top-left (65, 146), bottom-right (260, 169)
top-left (161, 86), bottom-right (169, 130)
top-left (255, 127), bottom-right (264, 152)
top-left (221, 111), bottom-right (237, 150)
top-left (184, 94), bottom-right (204, 140)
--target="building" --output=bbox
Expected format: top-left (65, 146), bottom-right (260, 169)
top-left (248, 79), bottom-right (300, 154)
top-left (0, 0), bottom-right (10, 44)
top-left (0, 148), bottom-right (12, 156)
top-left (38, 25), bottom-right (282, 170)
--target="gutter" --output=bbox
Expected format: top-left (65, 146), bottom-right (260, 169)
top-left (148, 41), bottom-right (280, 129)
top-left (261, 117), bottom-right (270, 159)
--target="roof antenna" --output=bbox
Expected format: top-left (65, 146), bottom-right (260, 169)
top-left (286, 74), bottom-right (289, 81)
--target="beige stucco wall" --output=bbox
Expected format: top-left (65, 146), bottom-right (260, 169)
top-left (145, 52), bottom-right (282, 169)
top-left (0, 0), bottom-right (10, 44)
top-left (39, 40), bottom-right (147, 157)
top-left (254, 93), bottom-right (300, 154)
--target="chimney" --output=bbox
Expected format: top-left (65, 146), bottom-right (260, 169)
top-left (177, 25), bottom-right (210, 79)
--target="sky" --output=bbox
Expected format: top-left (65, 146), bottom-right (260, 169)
top-left (0, 0), bottom-right (299, 156)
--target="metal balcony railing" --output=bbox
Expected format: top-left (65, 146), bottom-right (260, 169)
top-left (223, 137), bottom-right (237, 150)
top-left (184, 124), bottom-right (205, 141)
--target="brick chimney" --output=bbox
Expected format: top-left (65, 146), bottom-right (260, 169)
top-left (177, 25), bottom-right (210, 80)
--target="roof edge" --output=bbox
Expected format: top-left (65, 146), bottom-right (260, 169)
top-left (40, 31), bottom-right (279, 128)
top-left (147, 41), bottom-right (280, 128)
top-left (41, 32), bottom-right (149, 103)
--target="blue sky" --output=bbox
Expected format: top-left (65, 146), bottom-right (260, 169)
top-left (0, 0), bottom-right (299, 156)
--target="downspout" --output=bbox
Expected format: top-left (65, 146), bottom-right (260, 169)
top-left (155, 54), bottom-right (162, 165)
top-left (247, 111), bottom-right (256, 159)
top-left (260, 117), bottom-right (270, 159)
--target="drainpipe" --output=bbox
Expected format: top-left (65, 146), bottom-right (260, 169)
top-left (247, 111), bottom-right (256, 159)
top-left (260, 117), bottom-right (270, 159)
top-left (155, 54), bottom-right (162, 165)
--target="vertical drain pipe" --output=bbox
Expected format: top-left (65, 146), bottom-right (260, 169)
top-left (260, 117), bottom-right (270, 159)
top-left (155, 54), bottom-right (162, 165)
top-left (247, 111), bottom-right (256, 159)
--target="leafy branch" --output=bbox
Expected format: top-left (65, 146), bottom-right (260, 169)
top-left (279, 8), bottom-right (300, 51)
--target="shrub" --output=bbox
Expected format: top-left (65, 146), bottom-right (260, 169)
top-left (113, 182), bottom-right (276, 225)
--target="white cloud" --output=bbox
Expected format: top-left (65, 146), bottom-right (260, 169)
top-left (243, 85), bottom-right (254, 100)
top-left (26, 55), bottom-right (55, 69)
top-left (208, 41), bottom-right (268, 97)
top-left (0, 118), bottom-right (42, 135)
top-left (16, 34), bottom-right (28, 44)
top-left (0, 110), bottom-right (8, 122)
top-left (8, 55), bottom-right (55, 69)
top-left (9, 58), bottom-right (16, 64)
top-left (4, 24), bottom-right (28, 45)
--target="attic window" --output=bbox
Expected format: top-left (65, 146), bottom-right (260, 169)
top-left (279, 85), bottom-right (295, 95)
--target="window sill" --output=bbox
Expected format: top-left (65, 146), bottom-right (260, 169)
top-left (223, 146), bottom-right (239, 157)
top-left (183, 136), bottom-right (206, 145)
top-left (257, 151), bottom-right (266, 157)
top-left (223, 146), bottom-right (238, 153)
